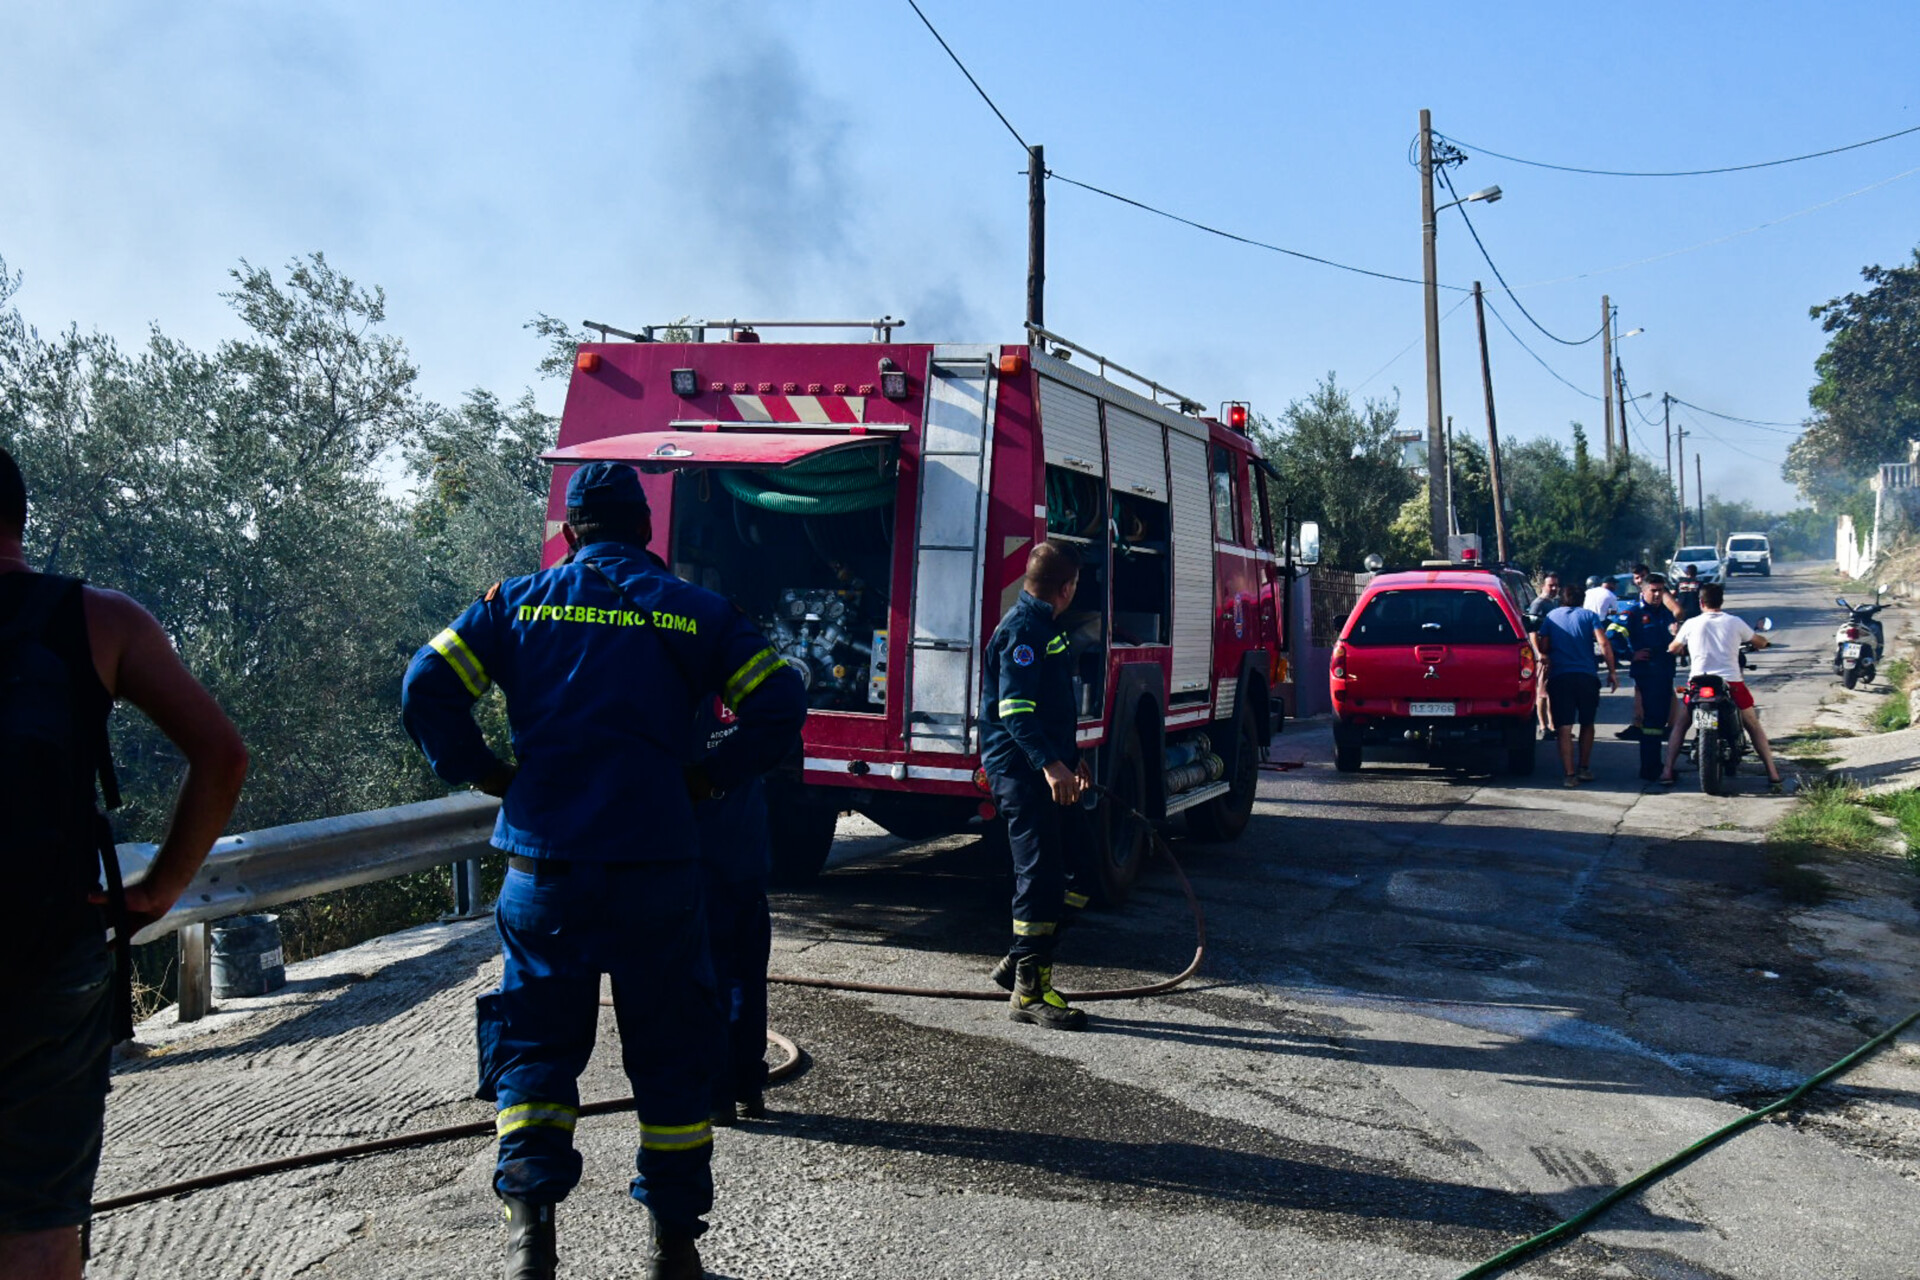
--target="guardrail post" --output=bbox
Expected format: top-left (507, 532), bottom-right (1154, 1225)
top-left (448, 857), bottom-right (488, 920)
top-left (176, 922), bottom-right (211, 1023)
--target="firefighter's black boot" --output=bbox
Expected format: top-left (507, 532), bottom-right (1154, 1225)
top-left (989, 952), bottom-right (1017, 992)
top-left (500, 1194), bottom-right (557, 1280)
top-left (1008, 955), bottom-right (1086, 1031)
top-left (647, 1228), bottom-right (703, 1280)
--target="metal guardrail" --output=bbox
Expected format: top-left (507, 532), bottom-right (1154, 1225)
top-left (117, 794), bottom-right (501, 1022)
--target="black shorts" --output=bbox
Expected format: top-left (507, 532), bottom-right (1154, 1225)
top-left (0, 922), bottom-right (113, 1233)
top-left (1546, 674), bottom-right (1602, 728)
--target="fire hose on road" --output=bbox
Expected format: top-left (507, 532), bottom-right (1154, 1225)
top-left (93, 789), bottom-right (1205, 1216)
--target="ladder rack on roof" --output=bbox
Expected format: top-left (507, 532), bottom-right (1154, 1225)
top-left (1025, 323), bottom-right (1206, 417)
top-left (582, 317), bottom-right (906, 344)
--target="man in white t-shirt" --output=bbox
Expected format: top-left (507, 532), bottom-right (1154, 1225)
top-left (1582, 575), bottom-right (1620, 619)
top-left (1658, 582), bottom-right (1783, 791)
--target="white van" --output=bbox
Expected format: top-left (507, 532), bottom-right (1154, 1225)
top-left (1723, 532), bottom-right (1772, 577)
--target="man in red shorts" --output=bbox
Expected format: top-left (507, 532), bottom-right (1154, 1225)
top-left (1658, 581), bottom-right (1784, 791)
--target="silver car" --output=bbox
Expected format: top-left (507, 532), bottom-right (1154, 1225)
top-left (1668, 544), bottom-right (1721, 585)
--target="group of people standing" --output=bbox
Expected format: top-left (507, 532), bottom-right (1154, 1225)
top-left (1527, 563), bottom-right (1783, 791)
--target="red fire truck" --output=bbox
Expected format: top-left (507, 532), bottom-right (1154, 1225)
top-left (541, 320), bottom-right (1306, 901)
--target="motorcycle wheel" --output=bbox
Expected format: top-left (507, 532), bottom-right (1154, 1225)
top-left (1698, 723), bottom-right (1725, 796)
top-left (1843, 667), bottom-right (1861, 690)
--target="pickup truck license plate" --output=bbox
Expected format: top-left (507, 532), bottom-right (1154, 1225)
top-left (1844, 643), bottom-right (1863, 658)
top-left (1411, 701), bottom-right (1456, 717)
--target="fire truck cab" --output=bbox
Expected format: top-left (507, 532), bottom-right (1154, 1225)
top-left (542, 320), bottom-right (1299, 902)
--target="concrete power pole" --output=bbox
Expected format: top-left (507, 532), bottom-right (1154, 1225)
top-left (1614, 357), bottom-right (1629, 463)
top-left (1600, 295), bottom-right (1615, 463)
top-left (1696, 453), bottom-right (1706, 535)
top-left (1472, 282), bottom-right (1511, 562)
top-left (1675, 420), bottom-right (1689, 544)
top-left (1419, 109), bottom-right (1447, 556)
top-left (1663, 393), bottom-right (1672, 492)
top-left (1026, 144), bottom-right (1045, 329)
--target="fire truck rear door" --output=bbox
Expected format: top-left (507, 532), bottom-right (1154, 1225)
top-left (905, 348), bottom-right (999, 754)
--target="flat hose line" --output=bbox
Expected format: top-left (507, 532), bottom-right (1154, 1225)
top-left (1451, 1005), bottom-right (1920, 1280)
top-left (93, 794), bottom-right (1204, 1214)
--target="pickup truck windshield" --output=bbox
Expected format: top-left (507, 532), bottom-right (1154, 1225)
top-left (1347, 589), bottom-right (1518, 647)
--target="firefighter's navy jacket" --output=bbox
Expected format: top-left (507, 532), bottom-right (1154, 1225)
top-left (401, 541), bottom-right (803, 861)
top-left (980, 590), bottom-right (1078, 779)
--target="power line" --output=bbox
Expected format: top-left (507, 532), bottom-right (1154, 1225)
top-left (1509, 162), bottom-right (1920, 291)
top-left (1435, 122), bottom-right (1920, 179)
top-left (1051, 172), bottom-right (1465, 290)
top-left (1480, 298), bottom-right (1603, 401)
top-left (1355, 296), bottom-right (1471, 391)
top-left (903, 0), bottom-right (1027, 150)
top-left (1669, 397), bottom-right (1804, 433)
top-left (1438, 167), bottom-right (1605, 346)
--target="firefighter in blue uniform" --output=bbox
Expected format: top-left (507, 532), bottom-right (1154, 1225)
top-left (1621, 573), bottom-right (1682, 780)
top-left (401, 462), bottom-right (803, 1280)
top-left (980, 540), bottom-right (1093, 1031)
top-left (691, 695), bottom-right (778, 1126)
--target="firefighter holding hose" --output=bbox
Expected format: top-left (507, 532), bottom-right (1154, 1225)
top-left (401, 462), bottom-right (803, 1280)
top-left (982, 540), bottom-right (1095, 1031)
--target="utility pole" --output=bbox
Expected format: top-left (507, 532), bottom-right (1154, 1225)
top-left (1419, 109), bottom-right (1446, 557)
top-left (1696, 453), bottom-right (1705, 536)
top-left (1445, 416), bottom-right (1458, 537)
top-left (1662, 393), bottom-right (1672, 492)
top-left (1472, 282), bottom-right (1510, 562)
top-left (1675, 419), bottom-right (1689, 543)
top-left (1026, 144), bottom-right (1045, 329)
top-left (1600, 295), bottom-right (1614, 462)
top-left (1614, 357), bottom-right (1629, 463)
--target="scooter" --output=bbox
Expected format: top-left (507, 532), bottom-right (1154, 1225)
top-left (1833, 586), bottom-right (1891, 690)
top-left (1681, 618), bottom-right (1771, 797)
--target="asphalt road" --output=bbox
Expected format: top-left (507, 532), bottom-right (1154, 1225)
top-left (90, 562), bottom-right (1920, 1279)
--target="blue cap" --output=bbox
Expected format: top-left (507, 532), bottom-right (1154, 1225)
top-left (564, 461), bottom-right (650, 514)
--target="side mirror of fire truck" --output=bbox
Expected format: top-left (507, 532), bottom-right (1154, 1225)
top-left (1296, 521), bottom-right (1322, 567)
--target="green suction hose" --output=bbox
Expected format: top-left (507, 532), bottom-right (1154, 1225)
top-left (1453, 1006), bottom-right (1920, 1279)
top-left (720, 447), bottom-right (896, 515)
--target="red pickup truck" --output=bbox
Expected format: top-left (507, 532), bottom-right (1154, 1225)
top-left (1329, 564), bottom-right (1539, 775)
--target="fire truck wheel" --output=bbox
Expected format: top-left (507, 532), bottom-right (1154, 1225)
top-left (768, 791), bottom-right (840, 886)
top-left (1094, 732), bottom-right (1151, 906)
top-left (1187, 713), bottom-right (1258, 843)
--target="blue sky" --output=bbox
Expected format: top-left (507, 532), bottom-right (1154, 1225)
top-left (4, 1), bottom-right (1917, 511)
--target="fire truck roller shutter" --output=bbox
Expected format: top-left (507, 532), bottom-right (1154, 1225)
top-left (1038, 380), bottom-right (1102, 477)
top-left (1105, 406), bottom-right (1168, 503)
top-left (1166, 433), bottom-right (1214, 697)
top-left (716, 448), bottom-right (896, 515)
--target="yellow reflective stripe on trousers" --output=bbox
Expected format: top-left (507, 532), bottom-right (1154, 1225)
top-left (723, 647), bottom-right (787, 708)
top-left (1064, 891), bottom-right (1089, 909)
top-left (496, 1101), bottom-right (578, 1137)
top-left (997, 698), bottom-right (1036, 717)
top-left (639, 1119), bottom-right (714, 1152)
top-left (1011, 919), bottom-right (1056, 937)
top-left (429, 628), bottom-right (490, 698)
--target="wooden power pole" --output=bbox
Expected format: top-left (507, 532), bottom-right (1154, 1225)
top-left (1600, 295), bottom-right (1614, 463)
top-left (1696, 453), bottom-right (1706, 535)
top-left (1420, 109), bottom-right (1447, 557)
top-left (1675, 420), bottom-right (1689, 544)
top-left (1026, 144), bottom-right (1045, 329)
top-left (1472, 282), bottom-right (1510, 562)
top-left (1614, 358), bottom-right (1629, 462)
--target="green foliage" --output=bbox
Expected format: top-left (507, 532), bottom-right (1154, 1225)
top-left (1, 249), bottom-right (554, 994)
top-left (1864, 790), bottom-right (1920, 872)
top-left (1257, 375), bottom-right (1416, 570)
top-left (1498, 425), bottom-right (1674, 576)
top-left (1786, 247), bottom-right (1920, 509)
top-left (1872, 659), bottom-right (1913, 733)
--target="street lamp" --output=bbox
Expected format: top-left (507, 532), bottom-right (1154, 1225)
top-left (1420, 107), bottom-right (1501, 558)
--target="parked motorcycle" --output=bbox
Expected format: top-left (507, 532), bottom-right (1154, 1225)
top-left (1682, 617), bottom-right (1771, 797)
top-left (1833, 587), bottom-right (1891, 689)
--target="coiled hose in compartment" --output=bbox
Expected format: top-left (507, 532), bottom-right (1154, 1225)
top-left (718, 448), bottom-right (895, 516)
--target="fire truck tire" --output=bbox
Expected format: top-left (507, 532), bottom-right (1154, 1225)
top-left (1095, 733), bottom-right (1151, 906)
top-left (1187, 714), bottom-right (1258, 842)
top-left (768, 791), bottom-right (840, 886)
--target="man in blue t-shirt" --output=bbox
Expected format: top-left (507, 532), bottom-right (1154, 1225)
top-left (1536, 581), bottom-right (1618, 787)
